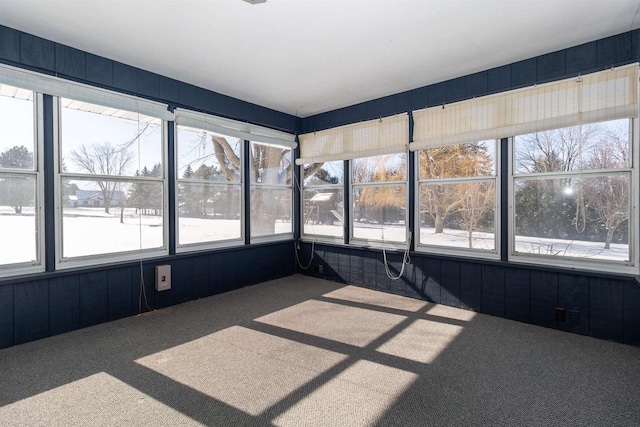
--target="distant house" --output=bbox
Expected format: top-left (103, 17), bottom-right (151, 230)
top-left (65, 189), bottom-right (126, 208)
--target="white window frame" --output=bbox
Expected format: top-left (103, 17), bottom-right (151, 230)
top-left (414, 140), bottom-right (500, 260)
top-left (174, 123), bottom-right (244, 252)
top-left (508, 118), bottom-right (639, 275)
top-left (0, 92), bottom-right (45, 278)
top-left (54, 95), bottom-right (170, 269)
top-left (249, 141), bottom-right (294, 243)
top-left (349, 153), bottom-right (409, 249)
top-left (300, 161), bottom-right (345, 243)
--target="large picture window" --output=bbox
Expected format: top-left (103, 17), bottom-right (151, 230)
top-left (57, 97), bottom-right (167, 263)
top-left (416, 140), bottom-right (498, 255)
top-left (250, 141), bottom-right (293, 239)
top-left (351, 153), bottom-right (407, 244)
top-left (511, 118), bottom-right (636, 271)
top-left (301, 161), bottom-right (344, 239)
top-left (0, 84), bottom-right (42, 275)
top-left (176, 125), bottom-right (242, 248)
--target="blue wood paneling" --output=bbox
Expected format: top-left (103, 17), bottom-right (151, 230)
top-left (80, 271), bottom-right (108, 328)
top-left (349, 248), bottom-right (364, 285)
top-left (14, 280), bottom-right (49, 344)
top-left (338, 249), bottom-right (351, 284)
top-left (375, 252), bottom-right (391, 294)
top-left (49, 276), bottom-right (80, 335)
top-left (427, 82), bottom-right (446, 107)
top-left (361, 251), bottom-right (378, 290)
top-left (632, 30), bottom-right (640, 64)
top-left (192, 255), bottom-right (210, 298)
top-left (459, 262), bottom-right (481, 311)
top-left (19, 33), bottom-right (55, 71)
top-left (386, 252), bottom-right (406, 297)
top-left (85, 53), bottom-right (113, 87)
top-left (504, 268), bottom-right (530, 323)
top-left (173, 258), bottom-right (194, 304)
top-left (565, 42), bottom-right (597, 75)
top-left (529, 270), bottom-right (558, 329)
top-left (597, 33), bottom-right (632, 68)
top-left (159, 75), bottom-right (180, 105)
top-left (410, 86), bottom-right (429, 111)
top-left (131, 263), bottom-right (156, 313)
top-left (107, 267), bottom-right (132, 321)
top-left (446, 77), bottom-right (466, 103)
top-left (0, 285), bottom-right (14, 348)
top-left (113, 61), bottom-right (138, 94)
top-left (487, 65), bottom-right (511, 93)
top-left (481, 264), bottom-right (504, 317)
top-left (440, 260), bottom-right (461, 307)
top-left (558, 274), bottom-right (589, 336)
top-left (208, 252), bottom-right (224, 295)
top-left (178, 82), bottom-right (199, 109)
top-left (422, 258), bottom-right (441, 303)
top-left (403, 256), bottom-right (423, 300)
top-left (0, 26), bottom-right (20, 63)
top-left (589, 277), bottom-right (624, 342)
top-left (55, 44), bottom-right (85, 79)
top-left (137, 69), bottom-right (161, 100)
top-left (537, 51), bottom-right (565, 82)
top-left (222, 250), bottom-right (238, 292)
top-left (623, 280), bottom-right (640, 345)
top-left (511, 58), bottom-right (537, 88)
top-left (466, 71), bottom-right (488, 98)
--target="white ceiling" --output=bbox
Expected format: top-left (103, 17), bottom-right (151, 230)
top-left (0, 0), bottom-right (639, 118)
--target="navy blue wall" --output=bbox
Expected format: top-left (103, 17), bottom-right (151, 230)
top-left (0, 243), bottom-right (295, 348)
top-left (299, 30), bottom-right (640, 347)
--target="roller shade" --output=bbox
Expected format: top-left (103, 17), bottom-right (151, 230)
top-left (0, 63), bottom-right (174, 121)
top-left (411, 63), bottom-right (639, 151)
top-left (175, 108), bottom-right (296, 149)
top-left (296, 113), bottom-right (408, 165)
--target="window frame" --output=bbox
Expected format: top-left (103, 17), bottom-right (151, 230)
top-left (300, 161), bottom-right (345, 243)
top-left (54, 95), bottom-right (169, 269)
top-left (414, 140), bottom-right (501, 260)
top-left (249, 141), bottom-right (294, 243)
top-left (349, 153), bottom-right (409, 249)
top-left (0, 91), bottom-right (45, 277)
top-left (174, 124), bottom-right (244, 252)
top-left (507, 118), bottom-right (639, 275)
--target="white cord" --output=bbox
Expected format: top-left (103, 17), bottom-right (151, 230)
top-left (295, 239), bottom-right (316, 270)
top-left (382, 230), bottom-right (412, 280)
top-left (135, 101), bottom-right (151, 314)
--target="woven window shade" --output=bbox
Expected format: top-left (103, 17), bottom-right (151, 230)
top-left (296, 113), bottom-right (408, 165)
top-left (0, 63), bottom-right (173, 121)
top-left (410, 63), bottom-right (638, 151)
top-left (175, 109), bottom-right (296, 149)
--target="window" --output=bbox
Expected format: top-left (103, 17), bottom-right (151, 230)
top-left (352, 153), bottom-right (407, 244)
top-left (176, 124), bottom-right (242, 248)
top-left (250, 141), bottom-right (293, 239)
top-left (511, 118), bottom-right (637, 272)
top-left (57, 97), bottom-right (167, 264)
top-left (0, 84), bottom-right (42, 275)
top-left (416, 140), bottom-right (498, 256)
top-left (301, 161), bottom-right (344, 239)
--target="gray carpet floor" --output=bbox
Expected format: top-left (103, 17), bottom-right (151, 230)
top-left (0, 274), bottom-right (639, 426)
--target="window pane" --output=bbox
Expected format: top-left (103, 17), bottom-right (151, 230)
top-left (178, 183), bottom-right (241, 245)
top-left (251, 187), bottom-right (291, 237)
top-left (303, 161), bottom-right (344, 185)
top-left (60, 100), bottom-right (163, 177)
top-left (514, 119), bottom-right (630, 174)
top-left (250, 142), bottom-right (292, 185)
top-left (302, 188), bottom-right (344, 238)
top-left (0, 175), bottom-right (37, 265)
top-left (0, 91), bottom-right (34, 170)
top-left (352, 185), bottom-right (406, 242)
top-left (419, 141), bottom-right (495, 180)
top-left (514, 174), bottom-right (630, 262)
top-left (176, 126), bottom-right (241, 182)
top-left (419, 181), bottom-right (495, 250)
top-left (352, 153), bottom-right (406, 183)
top-left (61, 178), bottom-right (164, 258)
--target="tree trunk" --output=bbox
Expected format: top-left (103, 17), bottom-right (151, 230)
top-left (604, 227), bottom-right (615, 249)
top-left (13, 206), bottom-right (22, 214)
top-left (434, 214), bottom-right (444, 234)
top-left (468, 230), bottom-right (473, 248)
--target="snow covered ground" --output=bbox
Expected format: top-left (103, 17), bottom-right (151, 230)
top-left (0, 207), bottom-right (630, 265)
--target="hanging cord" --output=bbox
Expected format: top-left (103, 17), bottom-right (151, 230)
top-left (294, 239), bottom-right (316, 270)
top-left (381, 225), bottom-right (412, 280)
top-left (574, 75), bottom-right (587, 234)
top-left (135, 101), bottom-right (152, 314)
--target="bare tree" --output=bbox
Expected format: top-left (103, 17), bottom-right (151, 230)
top-left (457, 181), bottom-right (495, 248)
top-left (70, 142), bottom-right (134, 213)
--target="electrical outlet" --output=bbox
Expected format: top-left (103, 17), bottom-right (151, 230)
top-left (555, 307), bottom-right (566, 322)
top-left (567, 309), bottom-right (580, 325)
top-left (315, 264), bottom-right (324, 274)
